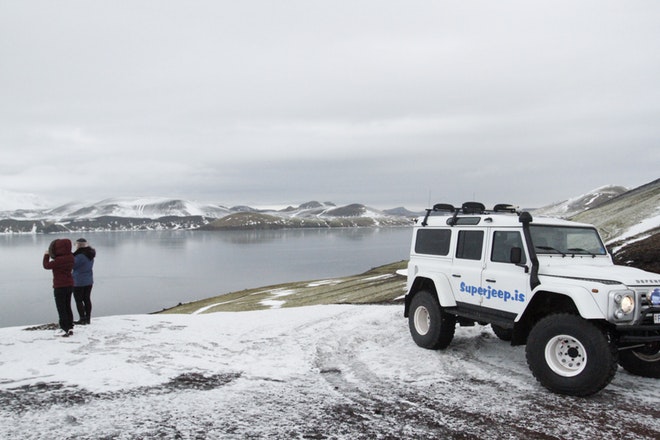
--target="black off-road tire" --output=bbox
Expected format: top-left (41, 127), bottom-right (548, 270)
top-left (491, 324), bottom-right (513, 341)
top-left (525, 314), bottom-right (618, 396)
top-left (408, 290), bottom-right (456, 350)
top-left (618, 343), bottom-right (660, 378)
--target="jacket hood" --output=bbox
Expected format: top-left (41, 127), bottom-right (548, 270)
top-left (74, 246), bottom-right (96, 260)
top-left (50, 239), bottom-right (72, 257)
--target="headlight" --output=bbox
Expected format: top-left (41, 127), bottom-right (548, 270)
top-left (620, 295), bottom-right (634, 314)
top-left (610, 291), bottom-right (636, 321)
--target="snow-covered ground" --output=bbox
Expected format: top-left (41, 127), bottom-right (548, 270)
top-left (1, 305), bottom-right (659, 439)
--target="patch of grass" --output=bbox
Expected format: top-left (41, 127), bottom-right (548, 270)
top-left (157, 260), bottom-right (408, 315)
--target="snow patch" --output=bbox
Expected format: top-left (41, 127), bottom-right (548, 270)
top-left (307, 280), bottom-right (342, 287)
top-left (608, 209), bottom-right (660, 244)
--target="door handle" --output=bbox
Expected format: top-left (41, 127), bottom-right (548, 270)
top-left (452, 274), bottom-right (461, 278)
top-left (485, 279), bottom-right (496, 283)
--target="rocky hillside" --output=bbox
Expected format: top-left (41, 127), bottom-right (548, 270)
top-left (569, 179), bottom-right (659, 242)
top-left (532, 185), bottom-right (628, 218)
top-left (527, 179), bottom-right (659, 274)
top-left (610, 233), bottom-right (660, 274)
top-left (569, 179), bottom-right (660, 273)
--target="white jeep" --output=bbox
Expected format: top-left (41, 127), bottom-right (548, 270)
top-left (404, 202), bottom-right (660, 396)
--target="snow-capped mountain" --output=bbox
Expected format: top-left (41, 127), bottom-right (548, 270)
top-left (0, 197), bottom-right (412, 233)
top-left (201, 202), bottom-right (412, 230)
top-left (528, 179), bottom-right (659, 245)
top-left (5, 197), bottom-right (231, 221)
top-left (65, 197), bottom-right (232, 219)
top-left (531, 184), bottom-right (628, 218)
top-left (278, 202), bottom-right (388, 219)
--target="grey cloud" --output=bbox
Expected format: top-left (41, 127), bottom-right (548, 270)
top-left (1, 1), bottom-right (659, 208)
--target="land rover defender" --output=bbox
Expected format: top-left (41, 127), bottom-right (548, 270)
top-left (404, 202), bottom-right (660, 396)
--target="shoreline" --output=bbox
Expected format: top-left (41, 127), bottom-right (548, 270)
top-left (156, 260), bottom-right (408, 315)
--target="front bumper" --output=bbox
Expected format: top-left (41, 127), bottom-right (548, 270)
top-left (616, 323), bottom-right (660, 344)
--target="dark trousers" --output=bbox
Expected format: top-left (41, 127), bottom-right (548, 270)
top-left (73, 285), bottom-right (93, 323)
top-left (54, 286), bottom-right (74, 332)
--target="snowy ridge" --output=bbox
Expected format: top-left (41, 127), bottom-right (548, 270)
top-left (65, 197), bottom-right (232, 219)
top-left (0, 197), bottom-right (413, 233)
top-left (201, 202), bottom-right (412, 230)
top-left (569, 179), bottom-right (660, 243)
top-left (531, 184), bottom-right (628, 218)
top-left (278, 202), bottom-right (390, 220)
top-left (0, 196), bottom-right (399, 222)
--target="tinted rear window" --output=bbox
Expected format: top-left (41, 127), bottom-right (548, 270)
top-left (415, 229), bottom-right (451, 256)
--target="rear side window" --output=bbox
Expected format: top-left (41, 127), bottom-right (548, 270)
top-left (456, 230), bottom-right (484, 260)
top-left (415, 229), bottom-right (451, 256)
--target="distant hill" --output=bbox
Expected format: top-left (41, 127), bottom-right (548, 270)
top-left (569, 179), bottom-right (660, 242)
top-left (531, 185), bottom-right (628, 218)
top-left (201, 202), bottom-right (411, 230)
top-left (0, 198), bottom-right (412, 233)
top-left (383, 207), bottom-right (424, 217)
top-left (528, 179), bottom-right (659, 273)
top-left (569, 179), bottom-right (660, 273)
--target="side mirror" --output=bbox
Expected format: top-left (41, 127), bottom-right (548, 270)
top-left (510, 247), bottom-right (522, 264)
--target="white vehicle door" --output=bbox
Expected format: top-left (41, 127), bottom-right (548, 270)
top-left (449, 228), bottom-right (487, 307)
top-left (480, 229), bottom-right (530, 315)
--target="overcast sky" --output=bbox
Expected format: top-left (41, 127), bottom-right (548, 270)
top-left (1, 1), bottom-right (659, 210)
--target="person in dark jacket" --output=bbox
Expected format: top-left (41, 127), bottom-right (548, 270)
top-left (73, 238), bottom-right (96, 325)
top-left (43, 238), bottom-right (75, 336)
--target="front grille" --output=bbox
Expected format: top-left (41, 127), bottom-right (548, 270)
top-left (636, 288), bottom-right (660, 325)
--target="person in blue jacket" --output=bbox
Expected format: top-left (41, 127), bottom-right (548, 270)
top-left (72, 238), bottom-right (96, 325)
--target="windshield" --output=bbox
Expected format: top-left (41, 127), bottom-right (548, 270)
top-left (529, 225), bottom-right (607, 256)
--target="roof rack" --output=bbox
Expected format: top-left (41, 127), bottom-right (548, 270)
top-left (462, 202), bottom-right (485, 214)
top-left (432, 203), bottom-right (455, 212)
top-left (493, 203), bottom-right (517, 213)
top-left (420, 202), bottom-right (520, 226)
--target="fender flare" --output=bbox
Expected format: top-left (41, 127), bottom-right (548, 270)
top-left (525, 282), bottom-right (604, 320)
top-left (511, 283), bottom-right (605, 346)
top-left (405, 274), bottom-right (457, 316)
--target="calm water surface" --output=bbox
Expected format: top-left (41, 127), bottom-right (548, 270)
top-left (0, 228), bottom-right (411, 327)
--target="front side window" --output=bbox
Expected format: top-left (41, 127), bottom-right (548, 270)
top-left (456, 230), bottom-right (484, 260)
top-left (529, 225), bottom-right (606, 255)
top-left (491, 231), bottom-right (527, 264)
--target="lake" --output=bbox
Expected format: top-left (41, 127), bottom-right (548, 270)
top-left (0, 228), bottom-right (412, 327)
